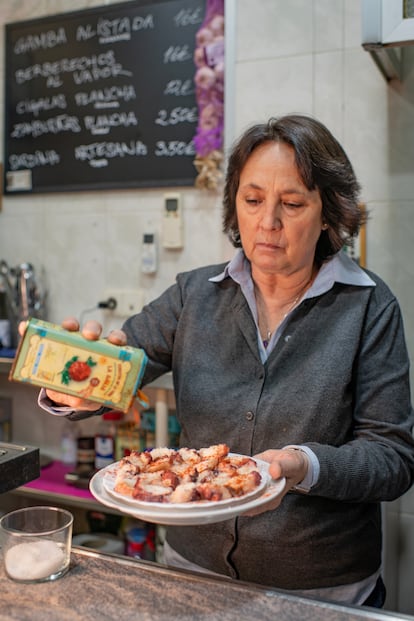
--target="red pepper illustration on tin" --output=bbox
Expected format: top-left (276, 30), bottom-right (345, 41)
top-left (60, 356), bottom-right (97, 384)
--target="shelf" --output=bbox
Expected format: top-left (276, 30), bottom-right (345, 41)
top-left (12, 460), bottom-right (121, 514)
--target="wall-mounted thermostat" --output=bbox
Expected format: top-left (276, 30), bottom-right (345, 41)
top-left (162, 193), bottom-right (183, 249)
top-left (141, 233), bottom-right (157, 274)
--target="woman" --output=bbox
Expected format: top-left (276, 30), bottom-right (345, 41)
top-left (38, 115), bottom-right (414, 607)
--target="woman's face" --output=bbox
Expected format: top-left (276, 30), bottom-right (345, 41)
top-left (235, 141), bottom-right (324, 278)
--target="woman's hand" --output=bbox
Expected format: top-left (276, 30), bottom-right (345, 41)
top-left (242, 448), bottom-right (309, 516)
top-left (61, 317), bottom-right (127, 347)
top-left (19, 317), bottom-right (128, 411)
top-left (17, 317), bottom-right (128, 344)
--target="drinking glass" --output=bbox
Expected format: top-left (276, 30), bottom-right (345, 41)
top-left (0, 506), bottom-right (73, 582)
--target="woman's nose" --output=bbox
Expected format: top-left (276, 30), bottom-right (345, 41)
top-left (261, 202), bottom-right (282, 230)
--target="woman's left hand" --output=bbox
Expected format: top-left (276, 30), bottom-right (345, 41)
top-left (242, 448), bottom-right (309, 516)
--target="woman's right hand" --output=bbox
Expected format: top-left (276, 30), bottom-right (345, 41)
top-left (20, 317), bottom-right (128, 411)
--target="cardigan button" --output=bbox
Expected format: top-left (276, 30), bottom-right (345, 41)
top-left (245, 411), bottom-right (254, 421)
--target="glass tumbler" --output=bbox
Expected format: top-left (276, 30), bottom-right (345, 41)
top-left (0, 506), bottom-right (73, 582)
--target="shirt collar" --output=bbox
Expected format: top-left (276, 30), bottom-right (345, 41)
top-left (209, 248), bottom-right (375, 296)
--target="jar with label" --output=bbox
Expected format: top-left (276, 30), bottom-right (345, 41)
top-left (77, 436), bottom-right (96, 475)
top-left (95, 411), bottom-right (124, 469)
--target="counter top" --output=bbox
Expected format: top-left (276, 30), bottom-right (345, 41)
top-left (0, 547), bottom-right (412, 621)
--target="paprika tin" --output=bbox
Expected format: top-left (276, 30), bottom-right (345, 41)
top-left (9, 318), bottom-right (148, 413)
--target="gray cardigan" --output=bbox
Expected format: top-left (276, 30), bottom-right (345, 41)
top-left (122, 259), bottom-right (414, 590)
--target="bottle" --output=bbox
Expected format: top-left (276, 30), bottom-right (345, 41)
top-left (126, 527), bottom-right (147, 558)
top-left (94, 411), bottom-right (124, 469)
top-left (61, 419), bottom-right (79, 466)
top-left (123, 518), bottom-right (148, 559)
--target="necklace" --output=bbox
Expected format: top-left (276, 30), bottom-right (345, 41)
top-left (259, 275), bottom-right (314, 348)
top-left (263, 293), bottom-right (300, 347)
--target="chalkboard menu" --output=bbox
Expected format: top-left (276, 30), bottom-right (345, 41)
top-left (4, 0), bottom-right (208, 194)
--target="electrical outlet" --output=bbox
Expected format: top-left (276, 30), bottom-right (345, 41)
top-left (104, 289), bottom-right (144, 317)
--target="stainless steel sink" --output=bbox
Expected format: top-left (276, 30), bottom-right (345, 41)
top-left (0, 441), bottom-right (40, 493)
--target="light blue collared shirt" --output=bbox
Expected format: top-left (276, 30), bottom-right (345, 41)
top-left (210, 249), bottom-right (374, 362)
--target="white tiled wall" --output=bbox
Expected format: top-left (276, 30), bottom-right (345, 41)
top-left (1, 0), bottom-right (414, 614)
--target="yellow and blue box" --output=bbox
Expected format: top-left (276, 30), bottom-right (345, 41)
top-left (9, 318), bottom-right (147, 413)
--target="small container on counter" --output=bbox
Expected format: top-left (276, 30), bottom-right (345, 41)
top-left (0, 506), bottom-right (73, 583)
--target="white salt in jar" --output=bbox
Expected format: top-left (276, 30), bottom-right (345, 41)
top-left (0, 506), bottom-right (73, 582)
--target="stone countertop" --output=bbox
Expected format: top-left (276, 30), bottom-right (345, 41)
top-left (0, 548), bottom-right (412, 621)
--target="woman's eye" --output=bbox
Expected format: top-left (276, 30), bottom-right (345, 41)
top-left (245, 198), bottom-right (261, 205)
top-left (283, 201), bottom-right (302, 208)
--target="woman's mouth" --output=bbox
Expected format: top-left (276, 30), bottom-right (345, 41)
top-left (256, 241), bottom-right (283, 250)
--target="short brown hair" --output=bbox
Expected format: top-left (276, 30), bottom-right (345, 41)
top-left (223, 114), bottom-right (366, 262)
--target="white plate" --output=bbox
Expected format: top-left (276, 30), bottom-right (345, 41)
top-left (89, 461), bottom-right (286, 526)
top-left (101, 454), bottom-right (271, 511)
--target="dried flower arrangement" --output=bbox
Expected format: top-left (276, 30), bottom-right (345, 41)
top-left (193, 0), bottom-right (224, 190)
